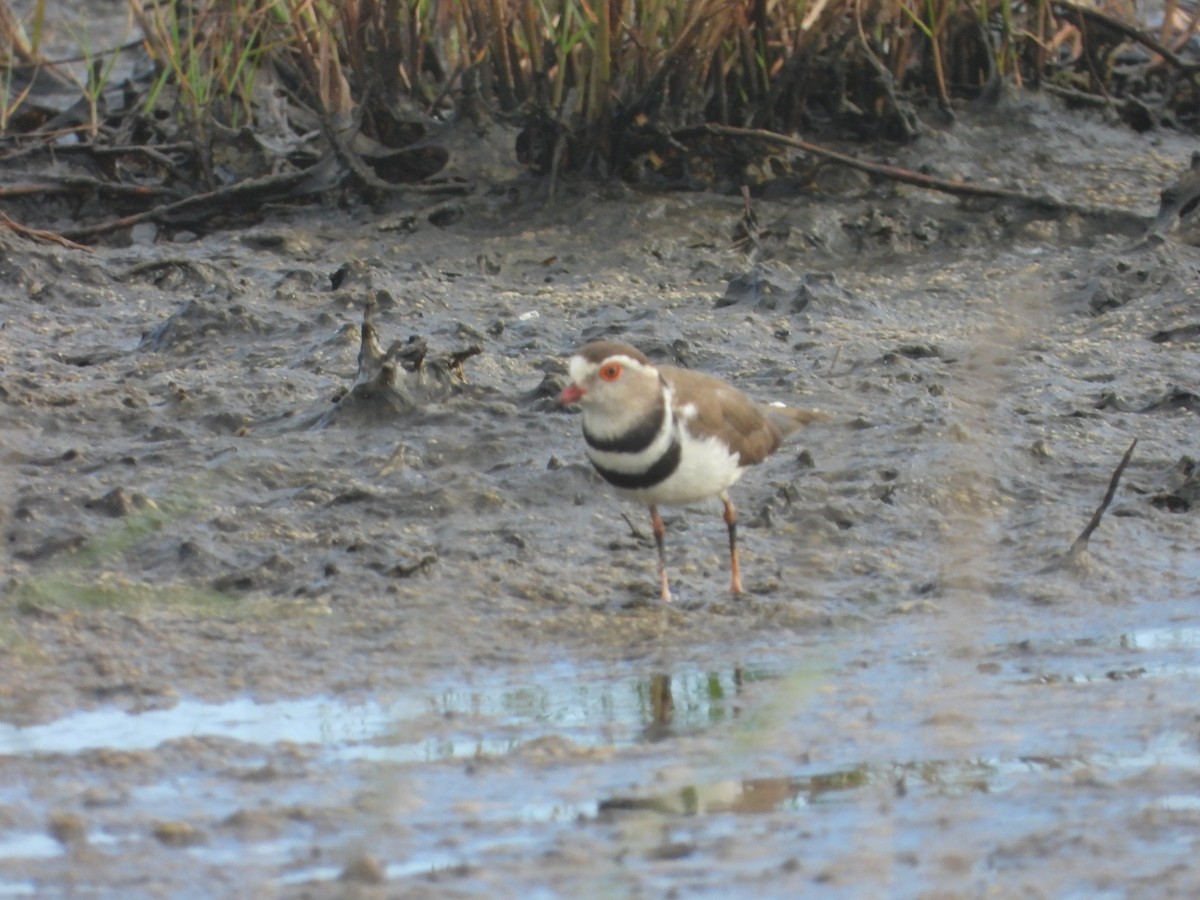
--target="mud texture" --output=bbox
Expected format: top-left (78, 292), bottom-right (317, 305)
top-left (3, 97), bottom-right (1200, 897)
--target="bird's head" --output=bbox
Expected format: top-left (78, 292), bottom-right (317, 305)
top-left (557, 341), bottom-right (661, 421)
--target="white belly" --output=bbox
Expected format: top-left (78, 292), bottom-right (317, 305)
top-left (606, 429), bottom-right (745, 506)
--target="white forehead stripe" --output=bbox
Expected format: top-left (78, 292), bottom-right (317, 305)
top-left (568, 353), bottom-right (653, 383)
top-left (568, 354), bottom-right (593, 384)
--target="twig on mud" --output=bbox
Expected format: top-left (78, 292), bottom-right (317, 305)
top-left (1051, 1), bottom-right (1200, 73)
top-left (1040, 83), bottom-right (1113, 108)
top-left (60, 155), bottom-right (345, 241)
top-left (378, 443), bottom-right (410, 476)
top-left (620, 512), bottom-right (646, 541)
top-left (65, 143), bottom-right (189, 177)
top-left (0, 210), bottom-right (93, 252)
top-left (0, 178), bottom-right (169, 200)
top-left (322, 111), bottom-right (473, 197)
top-left (696, 124), bottom-right (1148, 230)
top-left (58, 136), bottom-right (468, 242)
top-left (827, 344), bottom-right (843, 377)
top-left (0, 140), bottom-right (192, 172)
top-left (1068, 438), bottom-right (1138, 558)
top-left (732, 185), bottom-right (765, 255)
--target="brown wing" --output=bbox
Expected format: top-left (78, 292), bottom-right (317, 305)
top-left (661, 366), bottom-right (784, 466)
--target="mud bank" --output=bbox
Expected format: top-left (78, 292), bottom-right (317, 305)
top-left (2, 97), bottom-right (1200, 896)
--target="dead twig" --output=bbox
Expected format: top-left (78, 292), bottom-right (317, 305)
top-left (60, 155), bottom-right (345, 241)
top-left (853, 0), bottom-right (925, 137)
top-left (1068, 438), bottom-right (1138, 557)
top-left (0, 210), bottom-right (93, 252)
top-left (695, 124), bottom-right (1147, 230)
top-left (0, 179), bottom-right (169, 200)
top-left (620, 512), bottom-right (646, 541)
top-left (732, 184), bottom-right (765, 256)
top-left (1050, 1), bottom-right (1200, 73)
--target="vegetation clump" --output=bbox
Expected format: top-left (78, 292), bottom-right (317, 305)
top-left (1, 0), bottom-right (1197, 233)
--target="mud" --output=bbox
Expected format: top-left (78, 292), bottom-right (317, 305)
top-left (3, 96), bottom-right (1200, 896)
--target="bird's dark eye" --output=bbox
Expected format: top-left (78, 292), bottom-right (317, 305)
top-left (599, 362), bottom-right (622, 382)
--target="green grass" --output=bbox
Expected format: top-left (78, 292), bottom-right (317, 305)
top-left (4, 500), bottom-right (240, 618)
top-left (9, 572), bottom-right (237, 615)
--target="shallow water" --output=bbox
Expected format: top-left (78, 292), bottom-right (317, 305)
top-left (0, 655), bottom-right (797, 895)
top-left (3, 597), bottom-right (1200, 896)
top-left (0, 663), bottom-right (767, 760)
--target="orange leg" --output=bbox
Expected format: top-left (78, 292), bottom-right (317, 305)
top-left (649, 505), bottom-right (672, 602)
top-left (722, 494), bottom-right (744, 595)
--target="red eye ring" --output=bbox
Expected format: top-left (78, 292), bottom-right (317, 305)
top-left (599, 362), bottom-right (622, 382)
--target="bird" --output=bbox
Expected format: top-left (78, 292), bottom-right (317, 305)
top-left (558, 340), bottom-right (820, 602)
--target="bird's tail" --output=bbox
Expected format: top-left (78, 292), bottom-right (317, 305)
top-left (762, 403), bottom-right (830, 436)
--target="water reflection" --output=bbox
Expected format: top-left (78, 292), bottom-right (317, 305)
top-left (0, 665), bottom-right (773, 761)
top-left (1119, 627), bottom-right (1200, 650)
top-left (993, 626), bottom-right (1200, 684)
top-left (638, 668), bottom-right (758, 742)
top-left (596, 756), bottom-right (1102, 818)
top-left (601, 767), bottom-right (874, 816)
top-left (0, 832), bottom-right (61, 861)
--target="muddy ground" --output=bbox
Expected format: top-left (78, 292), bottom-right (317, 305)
top-left (3, 95), bottom-right (1200, 897)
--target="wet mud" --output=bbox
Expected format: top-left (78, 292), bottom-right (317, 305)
top-left (3, 97), bottom-right (1200, 896)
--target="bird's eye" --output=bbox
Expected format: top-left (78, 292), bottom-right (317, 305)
top-left (599, 362), bottom-right (622, 382)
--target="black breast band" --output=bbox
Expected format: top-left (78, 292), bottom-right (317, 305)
top-left (591, 438), bottom-right (681, 490)
top-left (583, 406), bottom-right (665, 454)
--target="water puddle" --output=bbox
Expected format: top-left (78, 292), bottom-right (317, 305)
top-left (0, 832), bottom-right (60, 861)
top-left (0, 660), bottom-right (788, 885)
top-left (0, 663), bottom-right (774, 762)
top-left (596, 739), bottom-right (1200, 819)
top-left (1120, 626), bottom-right (1200, 651)
top-left (3, 616), bottom-right (1200, 894)
top-left (996, 625), bottom-right (1200, 684)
